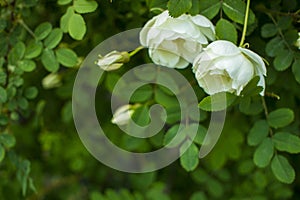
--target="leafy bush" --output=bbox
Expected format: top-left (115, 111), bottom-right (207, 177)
top-left (0, 0), bottom-right (300, 199)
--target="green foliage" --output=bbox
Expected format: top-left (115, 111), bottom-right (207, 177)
top-left (216, 18), bottom-right (238, 44)
top-left (198, 92), bottom-right (236, 111)
top-left (272, 132), bottom-right (300, 153)
top-left (167, 0), bottom-right (192, 17)
top-left (271, 155), bottom-right (295, 184)
top-left (267, 108), bottom-right (294, 128)
top-left (222, 0), bottom-right (255, 24)
top-left (0, 0), bottom-right (300, 199)
top-left (253, 138), bottom-right (274, 168)
top-left (247, 120), bottom-right (269, 146)
top-left (198, 0), bottom-right (220, 19)
top-left (180, 141), bottom-right (199, 171)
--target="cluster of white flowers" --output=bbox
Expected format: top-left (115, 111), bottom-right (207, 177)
top-left (101, 10), bottom-right (268, 126)
top-left (140, 11), bottom-right (267, 96)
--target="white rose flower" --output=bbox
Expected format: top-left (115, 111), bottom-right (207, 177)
top-left (193, 40), bottom-right (267, 96)
top-left (140, 11), bottom-right (215, 69)
top-left (295, 32), bottom-right (300, 50)
top-left (96, 50), bottom-right (130, 71)
top-left (111, 104), bottom-right (135, 126)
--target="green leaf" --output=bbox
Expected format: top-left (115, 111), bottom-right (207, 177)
top-left (25, 40), bottom-right (43, 59)
top-left (261, 23), bottom-right (277, 38)
top-left (0, 86), bottom-right (7, 103)
top-left (239, 97), bottom-right (263, 115)
top-left (157, 71), bottom-right (180, 95)
top-left (147, 1), bottom-right (168, 13)
top-left (253, 138), bottom-right (274, 168)
top-left (130, 85), bottom-right (153, 102)
top-left (199, 92), bottom-right (236, 111)
top-left (154, 88), bottom-right (178, 108)
top-left (146, 183), bottom-right (170, 200)
top-left (18, 60), bottom-right (36, 72)
top-left (8, 41), bottom-right (26, 64)
top-left (0, 19), bottom-right (7, 31)
top-left (271, 155), bottom-right (295, 184)
top-left (0, 144), bottom-right (5, 162)
top-left (199, 0), bottom-right (220, 19)
top-left (55, 48), bottom-right (77, 67)
top-left (188, 0), bottom-right (200, 15)
top-left (69, 13), bottom-right (86, 40)
top-left (277, 16), bottom-right (292, 31)
top-left (284, 29), bottom-right (298, 45)
top-left (265, 36), bottom-right (285, 57)
top-left (24, 87), bottom-right (38, 99)
top-left (18, 159), bottom-right (31, 196)
top-left (0, 115), bottom-right (8, 126)
top-left (206, 179), bottom-right (224, 198)
top-left (74, 0), bottom-right (98, 13)
top-left (167, 0), bottom-right (192, 17)
top-left (247, 120), bottom-right (269, 146)
top-left (0, 34), bottom-right (8, 57)
top-left (165, 106), bottom-right (180, 124)
top-left (131, 106), bottom-right (150, 126)
top-left (273, 49), bottom-right (294, 71)
top-left (60, 7), bottom-right (74, 33)
top-left (0, 134), bottom-right (16, 148)
top-left (0, 71), bottom-right (6, 85)
top-left (240, 76), bottom-right (263, 97)
top-left (272, 132), bottom-right (300, 154)
top-left (190, 191), bottom-right (207, 200)
top-left (180, 141), bottom-right (199, 171)
top-left (267, 108), bottom-right (294, 128)
top-left (44, 28), bottom-right (63, 49)
top-left (192, 125), bottom-right (207, 145)
top-left (62, 101), bottom-right (72, 123)
top-left (18, 97), bottom-right (29, 110)
top-left (216, 18), bottom-right (237, 44)
top-left (163, 124), bottom-right (185, 147)
top-left (41, 49), bottom-right (59, 72)
top-left (292, 59), bottom-right (300, 84)
top-left (222, 0), bottom-right (255, 24)
top-left (23, 0), bottom-right (38, 7)
top-left (34, 22), bottom-right (52, 40)
top-left (105, 73), bottom-right (121, 92)
top-left (58, 0), bottom-right (72, 5)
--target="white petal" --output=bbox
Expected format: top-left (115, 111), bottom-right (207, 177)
top-left (197, 73), bottom-right (233, 95)
top-left (190, 15), bottom-right (214, 28)
top-left (257, 73), bottom-right (266, 96)
top-left (230, 58), bottom-right (254, 95)
top-left (182, 41), bottom-right (202, 62)
top-left (240, 48), bottom-right (267, 76)
top-left (153, 10), bottom-right (169, 26)
top-left (206, 40), bottom-right (240, 56)
top-left (150, 49), bottom-right (180, 68)
top-left (97, 54), bottom-right (120, 66)
top-left (192, 52), bottom-right (214, 76)
top-left (139, 18), bottom-right (157, 46)
top-left (163, 18), bottom-right (194, 34)
top-left (174, 58), bottom-right (190, 69)
top-left (198, 26), bottom-right (215, 41)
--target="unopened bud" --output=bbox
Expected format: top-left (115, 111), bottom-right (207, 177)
top-left (42, 73), bottom-right (62, 89)
top-left (96, 50), bottom-right (130, 71)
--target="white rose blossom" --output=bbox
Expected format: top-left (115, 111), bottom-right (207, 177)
top-left (111, 104), bottom-right (135, 126)
top-left (96, 50), bottom-right (130, 71)
top-left (140, 11), bottom-right (215, 69)
top-left (295, 32), bottom-right (300, 50)
top-left (193, 40), bottom-right (267, 96)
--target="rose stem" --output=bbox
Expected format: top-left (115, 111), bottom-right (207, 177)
top-left (239, 0), bottom-right (251, 47)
